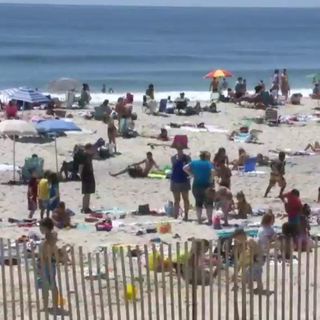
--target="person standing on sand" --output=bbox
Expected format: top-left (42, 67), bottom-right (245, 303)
top-left (146, 84), bottom-right (155, 100)
top-left (264, 151), bottom-right (286, 198)
top-left (37, 218), bottom-right (59, 312)
top-left (183, 151), bottom-right (214, 224)
top-left (210, 77), bottom-right (219, 93)
top-left (280, 69), bottom-right (290, 101)
top-left (170, 145), bottom-right (191, 220)
top-left (79, 143), bottom-right (95, 213)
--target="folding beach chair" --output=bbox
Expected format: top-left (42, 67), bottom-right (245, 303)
top-left (238, 157), bottom-right (257, 175)
top-left (265, 107), bottom-right (279, 126)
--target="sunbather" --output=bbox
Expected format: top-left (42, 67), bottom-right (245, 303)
top-left (305, 141), bottom-right (320, 152)
top-left (109, 152), bottom-right (159, 178)
top-left (256, 153), bottom-right (270, 166)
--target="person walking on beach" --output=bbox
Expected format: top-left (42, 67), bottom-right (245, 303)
top-left (79, 143), bottom-right (95, 213)
top-left (264, 151), bottom-right (286, 198)
top-left (183, 151), bottom-right (214, 224)
top-left (170, 145), bottom-right (191, 220)
top-left (280, 69), bottom-right (290, 101)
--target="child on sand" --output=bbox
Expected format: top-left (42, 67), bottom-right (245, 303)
top-left (38, 171), bottom-right (51, 219)
top-left (232, 229), bottom-right (263, 294)
top-left (215, 186), bottom-right (234, 226)
top-left (235, 191), bottom-right (252, 219)
top-left (27, 171), bottom-right (38, 219)
top-left (52, 201), bottom-right (76, 229)
top-left (257, 212), bottom-right (276, 253)
top-left (37, 218), bottom-right (59, 311)
top-left (179, 239), bottom-right (218, 285)
top-left (105, 116), bottom-right (117, 153)
top-left (109, 152), bottom-right (159, 178)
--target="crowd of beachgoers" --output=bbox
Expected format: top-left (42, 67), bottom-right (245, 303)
top-left (1, 68), bottom-right (320, 313)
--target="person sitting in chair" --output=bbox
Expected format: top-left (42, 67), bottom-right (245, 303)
top-left (175, 92), bottom-right (189, 113)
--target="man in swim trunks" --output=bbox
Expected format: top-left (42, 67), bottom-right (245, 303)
top-left (264, 151), bottom-right (286, 198)
top-left (109, 152), bottom-right (159, 178)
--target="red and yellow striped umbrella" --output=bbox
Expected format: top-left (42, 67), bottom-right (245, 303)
top-left (204, 69), bottom-right (233, 79)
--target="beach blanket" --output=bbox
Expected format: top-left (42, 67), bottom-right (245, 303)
top-left (0, 164), bottom-right (21, 173)
top-left (165, 124), bottom-right (227, 133)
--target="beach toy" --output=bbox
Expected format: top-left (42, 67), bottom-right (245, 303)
top-left (58, 293), bottom-right (66, 307)
top-left (125, 284), bottom-right (138, 301)
top-left (157, 222), bottom-right (172, 234)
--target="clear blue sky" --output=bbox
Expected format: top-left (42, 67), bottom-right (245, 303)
top-left (0, 0), bottom-right (319, 7)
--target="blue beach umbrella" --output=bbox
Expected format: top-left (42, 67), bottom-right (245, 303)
top-left (35, 119), bottom-right (81, 134)
top-left (4, 87), bottom-right (50, 104)
top-left (35, 119), bottom-right (81, 172)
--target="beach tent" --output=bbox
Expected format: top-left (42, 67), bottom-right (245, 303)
top-left (48, 78), bottom-right (81, 93)
top-left (0, 120), bottom-right (37, 182)
top-left (35, 119), bottom-right (81, 172)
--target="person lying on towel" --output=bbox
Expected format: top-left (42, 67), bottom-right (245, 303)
top-left (109, 152), bottom-right (159, 178)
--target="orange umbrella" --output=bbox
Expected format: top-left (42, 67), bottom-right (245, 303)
top-left (204, 69), bottom-right (233, 79)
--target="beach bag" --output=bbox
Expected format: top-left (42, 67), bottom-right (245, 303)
top-left (99, 147), bottom-right (110, 159)
top-left (171, 135), bottom-right (188, 149)
top-left (138, 204), bottom-right (150, 215)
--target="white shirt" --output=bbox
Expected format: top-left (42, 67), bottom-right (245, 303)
top-left (257, 226), bottom-right (276, 253)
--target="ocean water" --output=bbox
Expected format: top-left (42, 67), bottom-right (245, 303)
top-left (0, 4), bottom-right (319, 100)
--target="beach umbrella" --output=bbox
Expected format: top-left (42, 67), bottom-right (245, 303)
top-left (0, 120), bottom-right (37, 181)
top-left (4, 87), bottom-right (50, 104)
top-left (35, 119), bottom-right (81, 172)
top-left (48, 78), bottom-right (81, 93)
top-left (204, 69), bottom-right (233, 79)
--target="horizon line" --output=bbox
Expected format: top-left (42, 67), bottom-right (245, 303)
top-left (0, 3), bottom-right (319, 8)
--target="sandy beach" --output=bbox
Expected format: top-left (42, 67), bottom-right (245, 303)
top-left (1, 95), bottom-right (320, 320)
top-left (0, 96), bottom-right (320, 249)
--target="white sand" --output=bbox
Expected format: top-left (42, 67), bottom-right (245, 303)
top-left (0, 98), bottom-right (320, 250)
top-left (2, 98), bottom-right (320, 319)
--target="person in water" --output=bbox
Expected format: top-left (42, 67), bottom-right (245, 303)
top-left (109, 152), bottom-right (159, 178)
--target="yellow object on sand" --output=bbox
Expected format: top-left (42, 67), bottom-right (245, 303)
top-left (125, 284), bottom-right (138, 301)
top-left (57, 293), bottom-right (66, 307)
top-left (148, 252), bottom-right (161, 271)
